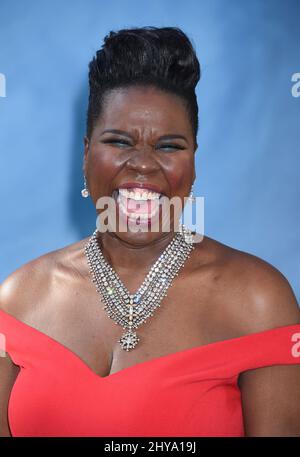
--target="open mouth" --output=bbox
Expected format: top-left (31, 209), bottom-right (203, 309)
top-left (112, 187), bottom-right (164, 223)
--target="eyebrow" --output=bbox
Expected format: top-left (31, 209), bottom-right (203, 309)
top-left (100, 129), bottom-right (189, 143)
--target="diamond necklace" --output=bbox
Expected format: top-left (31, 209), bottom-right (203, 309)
top-left (84, 224), bottom-right (195, 351)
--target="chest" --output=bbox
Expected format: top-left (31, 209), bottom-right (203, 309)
top-left (31, 263), bottom-right (235, 378)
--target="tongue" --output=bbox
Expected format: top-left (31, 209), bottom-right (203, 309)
top-left (127, 198), bottom-right (151, 214)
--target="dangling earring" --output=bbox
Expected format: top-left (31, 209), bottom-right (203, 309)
top-left (81, 175), bottom-right (90, 198)
top-left (184, 185), bottom-right (196, 245)
top-left (187, 184), bottom-right (196, 203)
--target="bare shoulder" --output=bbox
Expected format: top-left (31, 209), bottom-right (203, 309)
top-left (0, 236), bottom-right (89, 321)
top-left (192, 234), bottom-right (300, 334)
top-left (231, 243), bottom-right (300, 331)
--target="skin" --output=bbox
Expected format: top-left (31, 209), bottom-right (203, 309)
top-left (1, 86), bottom-right (300, 437)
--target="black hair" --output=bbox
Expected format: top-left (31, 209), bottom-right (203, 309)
top-left (86, 26), bottom-right (201, 146)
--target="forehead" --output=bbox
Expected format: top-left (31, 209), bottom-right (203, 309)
top-left (97, 86), bottom-right (192, 135)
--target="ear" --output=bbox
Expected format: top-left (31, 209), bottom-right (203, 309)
top-left (192, 168), bottom-right (196, 184)
top-left (192, 143), bottom-right (197, 182)
top-left (83, 136), bottom-right (89, 175)
top-left (193, 138), bottom-right (198, 154)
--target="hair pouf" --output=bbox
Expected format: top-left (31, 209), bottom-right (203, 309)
top-left (86, 26), bottom-right (201, 146)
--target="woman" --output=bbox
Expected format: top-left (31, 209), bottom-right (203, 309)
top-left (0, 26), bottom-right (300, 437)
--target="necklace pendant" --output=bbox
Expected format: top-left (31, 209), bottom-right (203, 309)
top-left (119, 330), bottom-right (140, 351)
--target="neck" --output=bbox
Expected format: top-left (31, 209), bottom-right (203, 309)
top-left (97, 230), bottom-right (176, 274)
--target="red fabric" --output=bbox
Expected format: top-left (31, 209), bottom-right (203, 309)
top-left (0, 308), bottom-right (300, 437)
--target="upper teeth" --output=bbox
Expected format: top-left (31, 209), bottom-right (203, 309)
top-left (118, 188), bottom-right (161, 200)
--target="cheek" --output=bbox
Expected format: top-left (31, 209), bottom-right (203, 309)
top-left (86, 147), bottom-right (124, 200)
top-left (165, 155), bottom-right (194, 193)
top-left (87, 147), bottom-right (121, 177)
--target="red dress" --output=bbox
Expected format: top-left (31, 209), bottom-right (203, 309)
top-left (0, 308), bottom-right (300, 437)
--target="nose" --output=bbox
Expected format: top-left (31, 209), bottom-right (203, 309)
top-left (125, 147), bottom-right (160, 174)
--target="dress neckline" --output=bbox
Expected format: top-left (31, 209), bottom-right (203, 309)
top-left (0, 308), bottom-right (299, 381)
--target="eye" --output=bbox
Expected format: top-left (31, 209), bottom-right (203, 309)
top-left (102, 138), bottom-right (131, 148)
top-left (157, 144), bottom-right (184, 152)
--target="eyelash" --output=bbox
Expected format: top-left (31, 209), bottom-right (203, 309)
top-left (102, 139), bottom-right (184, 151)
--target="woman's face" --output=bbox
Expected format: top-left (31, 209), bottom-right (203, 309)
top-left (83, 85), bottom-right (196, 245)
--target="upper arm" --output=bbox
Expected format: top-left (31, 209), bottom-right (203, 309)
top-left (0, 353), bottom-right (20, 437)
top-left (237, 255), bottom-right (300, 436)
top-left (239, 364), bottom-right (300, 436)
top-left (0, 271), bottom-right (24, 437)
top-left (0, 258), bottom-right (50, 437)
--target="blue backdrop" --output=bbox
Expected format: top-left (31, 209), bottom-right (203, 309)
top-left (0, 0), bottom-right (299, 301)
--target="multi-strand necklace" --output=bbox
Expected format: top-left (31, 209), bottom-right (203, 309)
top-left (84, 224), bottom-right (194, 351)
